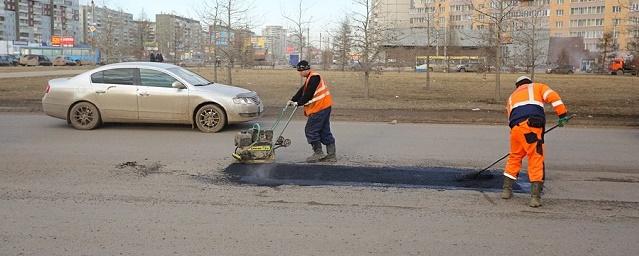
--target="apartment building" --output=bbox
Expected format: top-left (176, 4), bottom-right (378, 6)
top-left (375, 0), bottom-right (639, 52)
top-left (1, 0), bottom-right (81, 44)
top-left (262, 25), bottom-right (287, 62)
top-left (79, 5), bottom-right (136, 49)
top-left (156, 14), bottom-right (202, 61)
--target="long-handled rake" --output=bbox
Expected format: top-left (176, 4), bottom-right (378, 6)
top-left (457, 114), bottom-right (576, 181)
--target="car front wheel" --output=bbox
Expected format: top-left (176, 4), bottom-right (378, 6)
top-left (195, 104), bottom-right (226, 133)
top-left (69, 102), bottom-right (101, 130)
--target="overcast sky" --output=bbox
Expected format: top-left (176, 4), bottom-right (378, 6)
top-left (88, 0), bottom-right (356, 42)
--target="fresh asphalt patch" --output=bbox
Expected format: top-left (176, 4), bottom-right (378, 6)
top-left (221, 163), bottom-right (529, 193)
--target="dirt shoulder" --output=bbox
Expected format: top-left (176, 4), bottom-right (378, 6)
top-left (1, 69), bottom-right (637, 127)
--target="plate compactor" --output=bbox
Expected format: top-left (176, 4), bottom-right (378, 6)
top-left (232, 104), bottom-right (298, 163)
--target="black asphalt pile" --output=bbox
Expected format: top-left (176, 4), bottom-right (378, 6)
top-left (223, 163), bottom-right (528, 192)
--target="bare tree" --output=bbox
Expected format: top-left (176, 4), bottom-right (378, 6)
top-left (512, 3), bottom-right (549, 80)
top-left (282, 0), bottom-right (311, 61)
top-left (198, 0), bottom-right (222, 81)
top-left (468, 0), bottom-right (518, 101)
top-left (332, 16), bottom-right (352, 71)
top-left (557, 48), bottom-right (571, 66)
top-left (133, 9), bottom-right (153, 60)
top-left (351, 0), bottom-right (395, 99)
top-left (217, 0), bottom-right (252, 84)
top-left (618, 0), bottom-right (639, 76)
top-left (597, 32), bottom-right (619, 73)
top-left (96, 7), bottom-right (127, 63)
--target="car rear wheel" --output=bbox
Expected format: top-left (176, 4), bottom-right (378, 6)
top-left (195, 104), bottom-right (226, 133)
top-left (69, 102), bottom-right (101, 130)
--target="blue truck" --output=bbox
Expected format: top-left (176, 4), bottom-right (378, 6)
top-left (289, 54), bottom-right (299, 67)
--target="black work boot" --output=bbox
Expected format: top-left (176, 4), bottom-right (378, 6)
top-left (529, 182), bottom-right (543, 207)
top-left (306, 142), bottom-right (325, 163)
top-left (501, 176), bottom-right (515, 199)
top-left (321, 143), bottom-right (336, 162)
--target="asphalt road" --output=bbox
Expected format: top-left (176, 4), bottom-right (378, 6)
top-left (1, 113), bottom-right (638, 255)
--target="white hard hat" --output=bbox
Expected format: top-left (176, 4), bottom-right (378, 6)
top-left (516, 76), bottom-right (532, 84)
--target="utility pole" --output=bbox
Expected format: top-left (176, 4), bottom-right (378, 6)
top-left (14, 1), bottom-right (20, 41)
top-left (306, 26), bottom-right (310, 62)
top-left (50, 0), bottom-right (55, 41)
top-left (426, 15), bottom-right (431, 90)
top-left (495, 0), bottom-right (503, 102)
top-left (319, 32), bottom-right (323, 69)
top-left (91, 0), bottom-right (97, 64)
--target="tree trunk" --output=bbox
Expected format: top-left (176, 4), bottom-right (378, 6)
top-left (426, 55), bottom-right (431, 90)
top-left (364, 71), bottom-right (370, 99)
top-left (495, 27), bottom-right (502, 102)
top-left (227, 62), bottom-right (232, 84)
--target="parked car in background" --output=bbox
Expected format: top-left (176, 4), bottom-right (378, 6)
top-left (19, 55), bottom-right (52, 66)
top-left (0, 55), bottom-right (19, 66)
top-left (546, 65), bottom-right (574, 74)
top-left (178, 58), bottom-right (206, 67)
top-left (415, 64), bottom-right (432, 72)
top-left (53, 56), bottom-right (78, 66)
top-left (42, 62), bottom-right (264, 133)
top-left (456, 63), bottom-right (485, 72)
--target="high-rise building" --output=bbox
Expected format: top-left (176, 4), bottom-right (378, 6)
top-left (79, 5), bottom-right (135, 49)
top-left (156, 14), bottom-right (202, 61)
top-left (262, 25), bottom-right (287, 62)
top-left (0, 0), bottom-right (81, 44)
top-left (132, 20), bottom-right (156, 50)
top-left (375, 0), bottom-right (639, 53)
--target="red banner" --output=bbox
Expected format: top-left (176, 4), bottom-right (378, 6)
top-left (61, 37), bottom-right (74, 47)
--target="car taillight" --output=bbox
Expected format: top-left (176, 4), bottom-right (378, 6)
top-left (44, 83), bottom-right (50, 93)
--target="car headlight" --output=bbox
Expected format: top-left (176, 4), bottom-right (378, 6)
top-left (233, 95), bottom-right (260, 105)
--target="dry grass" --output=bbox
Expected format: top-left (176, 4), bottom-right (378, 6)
top-left (1, 67), bottom-right (637, 126)
top-left (0, 65), bottom-right (90, 73)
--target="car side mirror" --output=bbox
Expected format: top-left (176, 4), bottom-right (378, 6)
top-left (172, 81), bottom-right (186, 89)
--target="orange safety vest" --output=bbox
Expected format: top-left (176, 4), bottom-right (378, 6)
top-left (303, 72), bottom-right (333, 116)
top-left (506, 82), bottom-right (567, 119)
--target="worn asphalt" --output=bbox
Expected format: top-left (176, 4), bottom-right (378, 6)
top-left (1, 113), bottom-right (638, 255)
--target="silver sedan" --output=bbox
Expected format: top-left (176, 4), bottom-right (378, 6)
top-left (42, 62), bottom-right (263, 132)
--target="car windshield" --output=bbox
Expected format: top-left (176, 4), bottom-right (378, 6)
top-left (167, 67), bottom-right (212, 86)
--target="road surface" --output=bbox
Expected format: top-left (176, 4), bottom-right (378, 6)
top-left (1, 113), bottom-right (638, 255)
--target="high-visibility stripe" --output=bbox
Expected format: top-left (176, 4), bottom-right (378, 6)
top-left (543, 89), bottom-right (555, 101)
top-left (315, 84), bottom-right (326, 93)
top-left (552, 100), bottom-right (564, 107)
top-left (504, 173), bottom-right (517, 180)
top-left (528, 84), bottom-right (535, 102)
top-left (511, 100), bottom-right (544, 110)
top-left (307, 91), bottom-right (330, 104)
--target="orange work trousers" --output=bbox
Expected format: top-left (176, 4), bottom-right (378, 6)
top-left (504, 120), bottom-right (545, 182)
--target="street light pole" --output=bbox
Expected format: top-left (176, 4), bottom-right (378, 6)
top-left (426, 15), bottom-right (431, 90)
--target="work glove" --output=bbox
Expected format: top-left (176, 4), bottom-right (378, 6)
top-left (558, 116), bottom-right (570, 127)
top-left (287, 100), bottom-right (298, 107)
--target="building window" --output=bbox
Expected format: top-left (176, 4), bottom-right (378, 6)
top-left (557, 0), bottom-right (564, 4)
top-left (556, 21), bottom-right (563, 28)
top-left (612, 6), bottom-right (621, 13)
top-left (613, 19), bottom-right (621, 26)
top-left (556, 9), bottom-right (563, 16)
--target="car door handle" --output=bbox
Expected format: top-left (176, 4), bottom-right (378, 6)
top-left (95, 90), bottom-right (106, 94)
top-left (138, 92), bottom-right (150, 96)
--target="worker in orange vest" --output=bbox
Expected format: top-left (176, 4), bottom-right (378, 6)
top-left (503, 76), bottom-right (570, 207)
top-left (288, 60), bottom-right (336, 163)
